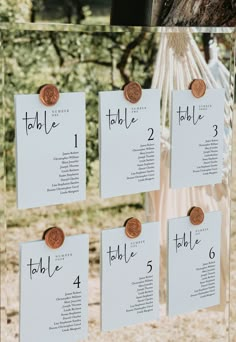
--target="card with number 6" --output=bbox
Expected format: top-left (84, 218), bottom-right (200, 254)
top-left (167, 211), bottom-right (221, 316)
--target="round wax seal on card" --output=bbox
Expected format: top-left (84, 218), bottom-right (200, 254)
top-left (125, 218), bottom-right (142, 239)
top-left (189, 207), bottom-right (204, 225)
top-left (44, 227), bottom-right (65, 249)
top-left (39, 84), bottom-right (60, 106)
top-left (124, 82), bottom-right (142, 104)
top-left (190, 79), bottom-right (206, 98)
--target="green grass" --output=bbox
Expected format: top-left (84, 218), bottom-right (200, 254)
top-left (83, 15), bottom-right (110, 25)
top-left (6, 161), bottom-right (146, 232)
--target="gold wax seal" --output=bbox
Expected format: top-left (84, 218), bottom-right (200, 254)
top-left (44, 227), bottom-right (65, 249)
top-left (190, 79), bottom-right (206, 98)
top-left (39, 84), bottom-right (60, 106)
top-left (189, 207), bottom-right (205, 225)
top-left (125, 218), bottom-right (142, 239)
top-left (124, 82), bottom-right (142, 104)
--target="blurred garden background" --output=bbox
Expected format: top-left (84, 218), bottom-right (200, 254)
top-left (1, 0), bottom-right (236, 26)
top-left (0, 0), bottom-right (111, 24)
top-left (0, 1), bottom-right (235, 341)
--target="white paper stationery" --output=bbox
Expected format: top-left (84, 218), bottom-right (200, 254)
top-left (99, 89), bottom-right (160, 198)
top-left (170, 89), bottom-right (225, 188)
top-left (101, 221), bottom-right (160, 331)
top-left (167, 211), bottom-right (221, 316)
top-left (20, 234), bottom-right (89, 342)
top-left (15, 92), bottom-right (86, 209)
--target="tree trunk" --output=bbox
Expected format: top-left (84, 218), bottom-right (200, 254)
top-left (64, 5), bottom-right (72, 24)
top-left (30, 9), bottom-right (36, 23)
top-left (75, 2), bottom-right (84, 24)
top-left (151, 0), bottom-right (165, 26)
top-left (202, 33), bottom-right (211, 64)
top-left (153, 0), bottom-right (236, 26)
top-left (30, 0), bottom-right (37, 22)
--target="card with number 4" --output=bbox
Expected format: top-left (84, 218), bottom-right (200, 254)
top-left (20, 234), bottom-right (89, 342)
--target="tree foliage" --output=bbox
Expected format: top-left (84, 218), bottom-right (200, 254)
top-left (1, 0), bottom-right (232, 190)
top-left (2, 27), bottom-right (157, 188)
top-left (0, 0), bottom-right (31, 22)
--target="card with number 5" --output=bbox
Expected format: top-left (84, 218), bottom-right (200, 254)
top-left (101, 221), bottom-right (160, 331)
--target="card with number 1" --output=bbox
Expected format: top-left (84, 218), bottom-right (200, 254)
top-left (15, 92), bottom-right (86, 209)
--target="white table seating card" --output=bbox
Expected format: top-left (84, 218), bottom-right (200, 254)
top-left (99, 88), bottom-right (160, 198)
top-left (15, 92), bottom-right (86, 209)
top-left (20, 234), bottom-right (89, 342)
top-left (101, 221), bottom-right (160, 331)
top-left (170, 89), bottom-right (225, 188)
top-left (167, 211), bottom-right (221, 316)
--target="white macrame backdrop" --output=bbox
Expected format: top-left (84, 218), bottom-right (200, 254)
top-left (146, 32), bottom-right (232, 308)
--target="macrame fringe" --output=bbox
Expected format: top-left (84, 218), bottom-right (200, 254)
top-left (146, 32), bottom-right (232, 313)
